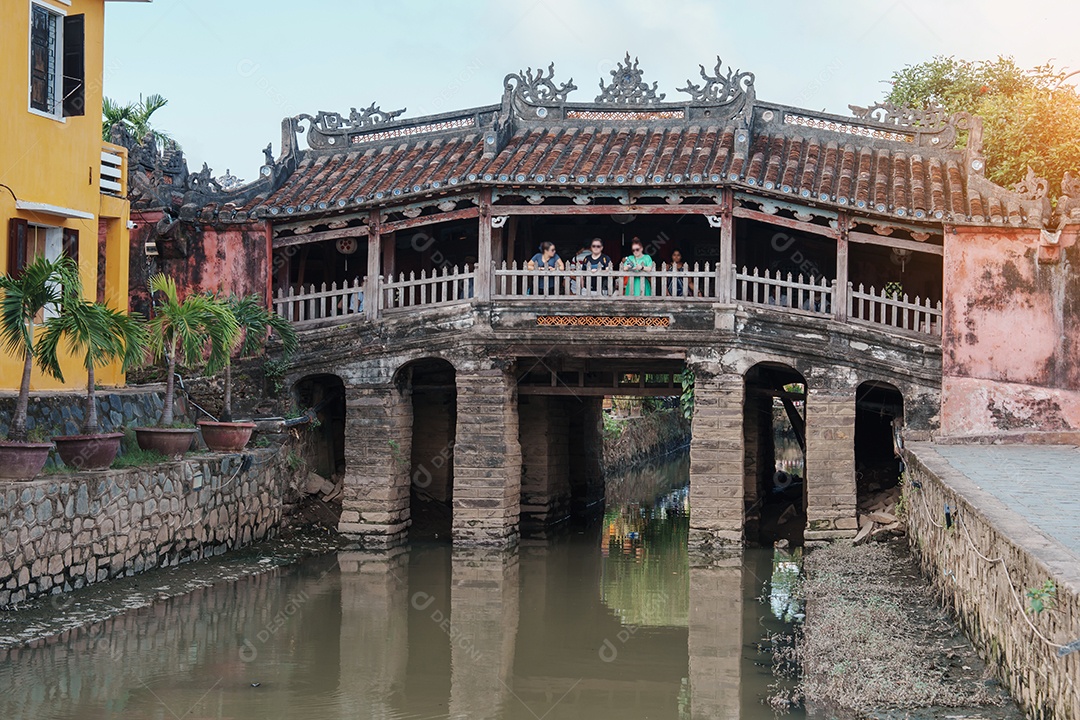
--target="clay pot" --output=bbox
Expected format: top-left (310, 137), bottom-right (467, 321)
top-left (134, 427), bottom-right (197, 458)
top-left (0, 441), bottom-right (54, 480)
top-left (52, 433), bottom-right (124, 471)
top-left (198, 421), bottom-right (255, 452)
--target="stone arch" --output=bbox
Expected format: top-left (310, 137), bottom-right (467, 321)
top-left (395, 357), bottom-right (458, 541)
top-left (742, 361), bottom-right (808, 545)
top-left (855, 380), bottom-right (905, 508)
top-left (293, 373), bottom-right (347, 479)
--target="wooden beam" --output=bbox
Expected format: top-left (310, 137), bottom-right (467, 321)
top-left (365, 210), bottom-right (381, 321)
top-left (848, 230), bottom-right (944, 256)
top-left (492, 203), bottom-right (726, 216)
top-left (732, 206), bottom-right (840, 239)
top-left (476, 190), bottom-right (492, 301)
top-left (718, 189), bottom-right (734, 302)
top-left (835, 213), bottom-right (850, 321)
top-left (381, 206), bottom-right (480, 234)
top-left (273, 225), bottom-right (368, 249)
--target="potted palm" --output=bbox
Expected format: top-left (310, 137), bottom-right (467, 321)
top-left (0, 256), bottom-right (81, 479)
top-left (199, 294), bottom-right (298, 452)
top-left (37, 298), bottom-right (147, 470)
top-left (136, 274), bottom-right (237, 457)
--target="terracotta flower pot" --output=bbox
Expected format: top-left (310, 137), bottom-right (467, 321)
top-left (198, 421), bottom-right (256, 452)
top-left (0, 441), bottom-right (54, 480)
top-left (53, 433), bottom-right (124, 471)
top-left (134, 427), bottom-right (197, 458)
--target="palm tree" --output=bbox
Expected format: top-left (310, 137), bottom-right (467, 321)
top-left (0, 256), bottom-right (82, 441)
top-left (102, 93), bottom-right (174, 148)
top-left (36, 301), bottom-right (147, 434)
top-left (221, 295), bottom-right (298, 422)
top-left (145, 274), bottom-right (238, 426)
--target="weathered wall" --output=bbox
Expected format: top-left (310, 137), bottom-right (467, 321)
top-left (0, 388), bottom-right (163, 441)
top-left (129, 210), bottom-right (270, 316)
top-left (519, 396), bottom-right (571, 528)
top-left (0, 448), bottom-right (296, 607)
top-left (904, 444), bottom-right (1080, 720)
top-left (942, 225), bottom-right (1080, 436)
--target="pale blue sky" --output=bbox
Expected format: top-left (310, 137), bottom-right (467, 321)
top-left (103, 0), bottom-right (1080, 181)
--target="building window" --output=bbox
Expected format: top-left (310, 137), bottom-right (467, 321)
top-left (28, 4), bottom-right (85, 118)
top-left (29, 4), bottom-right (60, 115)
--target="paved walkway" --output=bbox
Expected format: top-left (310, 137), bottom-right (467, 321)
top-left (931, 444), bottom-right (1080, 560)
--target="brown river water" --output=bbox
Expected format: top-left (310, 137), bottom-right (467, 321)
top-left (0, 451), bottom-right (806, 719)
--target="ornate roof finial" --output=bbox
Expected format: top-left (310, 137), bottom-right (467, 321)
top-left (848, 101), bottom-right (949, 130)
top-left (596, 53), bottom-right (664, 104)
top-left (504, 63), bottom-right (577, 106)
top-left (1013, 167), bottom-right (1049, 201)
top-left (676, 56), bottom-right (754, 105)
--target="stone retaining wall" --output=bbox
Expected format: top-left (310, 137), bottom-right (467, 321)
top-left (904, 445), bottom-right (1080, 720)
top-left (0, 388), bottom-right (164, 440)
top-left (0, 448), bottom-right (296, 607)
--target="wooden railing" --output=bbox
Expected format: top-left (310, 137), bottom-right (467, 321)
top-left (734, 266), bottom-right (832, 316)
top-left (848, 284), bottom-right (942, 336)
top-left (381, 265), bottom-right (476, 312)
top-left (493, 261), bottom-right (719, 300)
top-left (273, 277), bottom-right (365, 325)
top-left (271, 265), bottom-right (942, 340)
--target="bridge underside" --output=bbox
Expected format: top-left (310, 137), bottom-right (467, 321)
top-left (294, 302), bottom-right (939, 550)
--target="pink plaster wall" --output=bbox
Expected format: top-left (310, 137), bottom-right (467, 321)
top-left (941, 224), bottom-right (1080, 436)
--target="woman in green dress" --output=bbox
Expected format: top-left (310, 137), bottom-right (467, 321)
top-left (621, 238), bottom-right (654, 296)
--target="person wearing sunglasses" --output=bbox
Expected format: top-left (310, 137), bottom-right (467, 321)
top-left (579, 238), bottom-right (613, 295)
top-left (528, 241), bottom-right (564, 295)
top-left (620, 237), bottom-right (654, 296)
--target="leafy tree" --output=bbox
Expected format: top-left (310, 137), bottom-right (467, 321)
top-left (145, 275), bottom-right (238, 426)
top-left (0, 257), bottom-right (82, 441)
top-left (102, 93), bottom-right (175, 148)
top-left (885, 56), bottom-right (1080, 194)
top-left (220, 295), bottom-right (298, 422)
top-left (37, 300), bottom-right (147, 435)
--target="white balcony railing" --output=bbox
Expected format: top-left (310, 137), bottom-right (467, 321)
top-left (733, 266), bottom-right (832, 316)
top-left (493, 261), bottom-right (720, 300)
top-left (382, 265), bottom-right (476, 313)
top-left (273, 278), bottom-right (365, 325)
top-left (848, 283), bottom-right (942, 336)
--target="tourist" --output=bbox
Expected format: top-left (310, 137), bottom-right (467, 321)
top-left (666, 249), bottom-right (696, 297)
top-left (621, 237), bottom-right (654, 296)
top-left (580, 237), bottom-right (613, 295)
top-left (529, 241), bottom-right (563, 294)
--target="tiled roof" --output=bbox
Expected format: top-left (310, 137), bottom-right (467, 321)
top-left (233, 59), bottom-right (1041, 227)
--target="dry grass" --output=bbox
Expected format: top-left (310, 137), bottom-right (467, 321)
top-left (794, 541), bottom-right (1006, 715)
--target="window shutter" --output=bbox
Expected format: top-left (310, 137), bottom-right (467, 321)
top-left (8, 218), bottom-right (29, 277)
top-left (62, 227), bottom-right (79, 265)
top-left (62, 14), bottom-right (85, 117)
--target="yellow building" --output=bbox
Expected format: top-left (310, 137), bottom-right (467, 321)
top-left (0, 0), bottom-right (148, 390)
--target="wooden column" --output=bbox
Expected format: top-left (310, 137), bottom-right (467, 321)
top-left (381, 230), bottom-right (396, 280)
top-left (366, 210), bottom-right (381, 320)
top-left (718, 189), bottom-right (734, 303)
top-left (834, 212), bottom-right (849, 321)
top-left (476, 189), bottom-right (493, 301)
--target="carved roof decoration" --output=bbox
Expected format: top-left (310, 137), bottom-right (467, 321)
top-left (129, 57), bottom-right (1080, 230)
top-left (596, 53), bottom-right (665, 104)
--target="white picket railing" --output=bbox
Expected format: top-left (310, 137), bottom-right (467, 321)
top-left (273, 277), bottom-right (366, 325)
top-left (492, 261), bottom-right (719, 300)
top-left (733, 266), bottom-right (832, 316)
top-left (382, 265), bottom-right (476, 312)
top-left (849, 283), bottom-right (942, 336)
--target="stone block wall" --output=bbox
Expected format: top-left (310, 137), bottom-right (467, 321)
top-left (0, 448), bottom-right (292, 607)
top-left (905, 445), bottom-right (1080, 720)
top-left (0, 389), bottom-right (163, 441)
top-left (688, 369), bottom-right (745, 549)
top-left (804, 365), bottom-right (858, 541)
top-left (518, 396), bottom-right (571, 528)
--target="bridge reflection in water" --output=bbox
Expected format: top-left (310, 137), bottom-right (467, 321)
top-left (0, 454), bottom-right (804, 720)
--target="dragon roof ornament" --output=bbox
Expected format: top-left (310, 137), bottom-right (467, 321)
top-left (596, 53), bottom-right (665, 104)
top-left (297, 104), bottom-right (408, 150)
top-left (676, 56), bottom-right (755, 105)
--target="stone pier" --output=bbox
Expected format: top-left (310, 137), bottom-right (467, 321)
top-left (518, 395), bottom-right (571, 529)
top-left (689, 368), bottom-right (745, 549)
top-left (452, 361), bottom-right (522, 547)
top-left (688, 554), bottom-right (744, 719)
top-left (804, 365), bottom-right (859, 541)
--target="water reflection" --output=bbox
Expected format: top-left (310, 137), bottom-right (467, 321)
top-left (0, 452), bottom-right (803, 720)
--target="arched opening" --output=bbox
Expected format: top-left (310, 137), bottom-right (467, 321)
top-left (855, 381), bottom-right (904, 510)
top-left (293, 374), bottom-right (347, 479)
top-left (743, 363), bottom-right (807, 546)
top-left (397, 358), bottom-right (457, 541)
